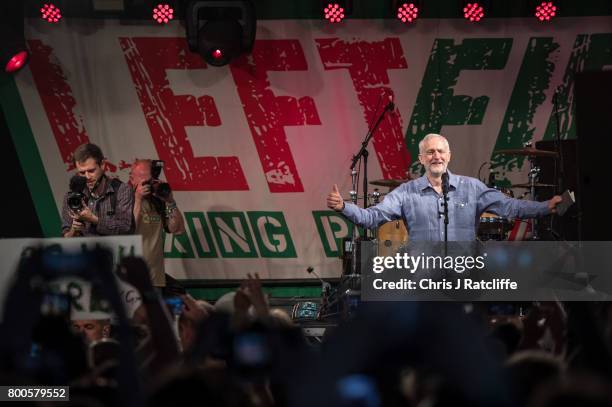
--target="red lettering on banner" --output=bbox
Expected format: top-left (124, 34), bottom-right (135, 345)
top-left (27, 40), bottom-right (89, 171)
top-left (118, 160), bottom-right (131, 170)
top-left (316, 38), bottom-right (411, 179)
top-left (230, 40), bottom-right (321, 193)
top-left (119, 37), bottom-right (248, 191)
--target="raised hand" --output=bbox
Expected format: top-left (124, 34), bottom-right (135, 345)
top-left (326, 184), bottom-right (345, 212)
top-left (548, 195), bottom-right (563, 213)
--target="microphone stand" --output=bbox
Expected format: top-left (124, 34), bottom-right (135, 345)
top-left (553, 90), bottom-right (565, 194)
top-left (345, 100), bottom-right (393, 289)
top-left (350, 101), bottom-right (394, 234)
top-left (552, 89), bottom-right (569, 242)
top-left (528, 165), bottom-right (541, 240)
top-left (442, 174), bottom-right (449, 255)
top-left (306, 266), bottom-right (332, 319)
top-left (443, 193), bottom-right (449, 243)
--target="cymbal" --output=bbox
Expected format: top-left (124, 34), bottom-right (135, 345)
top-left (493, 147), bottom-right (558, 158)
top-left (369, 178), bottom-right (409, 188)
top-left (511, 182), bottom-right (556, 189)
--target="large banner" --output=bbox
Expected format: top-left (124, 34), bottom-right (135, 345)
top-left (9, 18), bottom-right (612, 279)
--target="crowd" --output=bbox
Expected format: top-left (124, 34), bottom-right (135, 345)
top-left (2, 244), bottom-right (612, 407)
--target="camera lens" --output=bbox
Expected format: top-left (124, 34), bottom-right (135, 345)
top-left (156, 182), bottom-right (171, 199)
top-left (67, 192), bottom-right (84, 211)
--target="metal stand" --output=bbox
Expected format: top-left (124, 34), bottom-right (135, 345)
top-left (528, 158), bottom-right (541, 240)
top-left (340, 97), bottom-right (394, 318)
top-left (442, 172), bottom-right (449, 253)
top-left (349, 102), bottom-right (392, 238)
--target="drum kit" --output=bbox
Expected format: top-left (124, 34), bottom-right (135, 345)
top-left (367, 145), bottom-right (559, 244)
top-left (482, 145), bottom-right (559, 241)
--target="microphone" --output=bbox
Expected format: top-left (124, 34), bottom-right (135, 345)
top-left (307, 266), bottom-right (331, 293)
top-left (441, 171), bottom-right (449, 196)
top-left (384, 94), bottom-right (395, 111)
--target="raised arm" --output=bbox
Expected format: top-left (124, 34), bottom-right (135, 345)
top-left (476, 180), bottom-right (560, 219)
top-left (327, 183), bottom-right (404, 229)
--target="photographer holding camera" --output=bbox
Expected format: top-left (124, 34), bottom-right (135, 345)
top-left (61, 143), bottom-right (134, 237)
top-left (129, 159), bottom-right (185, 288)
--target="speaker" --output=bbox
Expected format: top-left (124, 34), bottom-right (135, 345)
top-left (574, 71), bottom-right (612, 240)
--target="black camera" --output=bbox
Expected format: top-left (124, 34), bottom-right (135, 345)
top-left (67, 193), bottom-right (84, 211)
top-left (145, 160), bottom-right (172, 199)
top-left (67, 175), bottom-right (87, 211)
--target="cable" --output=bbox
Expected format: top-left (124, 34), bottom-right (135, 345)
top-left (477, 161), bottom-right (491, 184)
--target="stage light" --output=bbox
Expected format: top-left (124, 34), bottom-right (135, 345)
top-left (323, 3), bottom-right (345, 23)
top-left (535, 2), bottom-right (557, 21)
top-left (211, 49), bottom-right (223, 60)
top-left (40, 3), bottom-right (62, 23)
top-left (5, 51), bottom-right (28, 73)
top-left (396, 3), bottom-right (419, 24)
top-left (152, 3), bottom-right (174, 24)
top-left (185, 0), bottom-right (256, 67)
top-left (463, 2), bottom-right (484, 22)
top-left (1, 3), bottom-right (28, 74)
top-left (320, 1), bottom-right (352, 24)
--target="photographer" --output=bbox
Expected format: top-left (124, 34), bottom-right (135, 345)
top-left (61, 143), bottom-right (134, 237)
top-left (129, 159), bottom-right (185, 288)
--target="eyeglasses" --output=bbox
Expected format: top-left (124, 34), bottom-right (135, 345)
top-left (421, 149), bottom-right (449, 157)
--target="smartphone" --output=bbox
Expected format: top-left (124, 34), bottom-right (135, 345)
top-left (164, 296), bottom-right (184, 315)
top-left (233, 332), bottom-right (270, 368)
top-left (40, 292), bottom-right (71, 317)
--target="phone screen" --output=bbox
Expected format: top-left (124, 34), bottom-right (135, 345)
top-left (234, 332), bottom-right (269, 367)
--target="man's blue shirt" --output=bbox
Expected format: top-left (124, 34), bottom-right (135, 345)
top-left (342, 170), bottom-right (550, 241)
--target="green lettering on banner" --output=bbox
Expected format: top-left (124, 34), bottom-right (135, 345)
top-left (313, 210), bottom-right (359, 258)
top-left (209, 212), bottom-right (257, 258)
top-left (406, 38), bottom-right (512, 175)
top-left (491, 37), bottom-right (560, 182)
top-left (247, 211), bottom-right (297, 258)
top-left (163, 230), bottom-right (196, 259)
top-left (184, 212), bottom-right (218, 258)
top-left (543, 33), bottom-right (612, 141)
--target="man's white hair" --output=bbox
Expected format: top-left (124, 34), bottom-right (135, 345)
top-left (418, 133), bottom-right (450, 154)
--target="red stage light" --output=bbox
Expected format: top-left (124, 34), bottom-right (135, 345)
top-left (212, 49), bottom-right (223, 60)
top-left (324, 3), bottom-right (345, 23)
top-left (397, 3), bottom-right (419, 24)
top-left (535, 2), bottom-right (557, 21)
top-left (152, 3), bottom-right (174, 24)
top-left (40, 3), bottom-right (62, 23)
top-left (5, 51), bottom-right (29, 73)
top-left (463, 3), bottom-right (484, 22)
